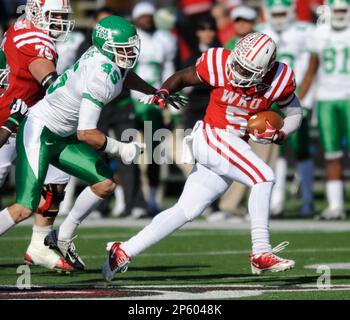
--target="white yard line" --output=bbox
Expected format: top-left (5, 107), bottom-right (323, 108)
top-left (1, 247), bottom-right (350, 262)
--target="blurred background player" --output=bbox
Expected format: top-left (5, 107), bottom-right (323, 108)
top-left (258, 0), bottom-right (315, 217)
top-left (0, 0), bottom-right (75, 272)
top-left (130, 2), bottom-right (177, 216)
top-left (299, 0), bottom-right (350, 220)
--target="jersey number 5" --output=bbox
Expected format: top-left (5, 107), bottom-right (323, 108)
top-left (226, 106), bottom-right (249, 135)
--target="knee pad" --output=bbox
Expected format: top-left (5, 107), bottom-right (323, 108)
top-left (37, 184), bottom-right (66, 217)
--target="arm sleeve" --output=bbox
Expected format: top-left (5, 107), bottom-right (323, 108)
top-left (78, 63), bottom-right (120, 129)
top-left (77, 99), bottom-right (102, 131)
top-left (279, 95), bottom-right (303, 136)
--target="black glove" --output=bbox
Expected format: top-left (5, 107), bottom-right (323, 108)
top-left (9, 98), bottom-right (28, 126)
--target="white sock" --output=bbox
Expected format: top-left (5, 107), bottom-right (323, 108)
top-left (326, 180), bottom-right (344, 210)
top-left (121, 203), bottom-right (189, 257)
top-left (270, 158), bottom-right (287, 210)
top-left (0, 208), bottom-right (15, 236)
top-left (58, 187), bottom-right (104, 241)
top-left (29, 224), bottom-right (53, 248)
top-left (249, 182), bottom-right (273, 255)
top-left (59, 176), bottom-right (78, 215)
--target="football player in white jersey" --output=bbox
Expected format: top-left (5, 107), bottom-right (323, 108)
top-left (0, 16), bottom-right (185, 270)
top-left (258, 0), bottom-right (315, 217)
top-left (300, 0), bottom-right (350, 220)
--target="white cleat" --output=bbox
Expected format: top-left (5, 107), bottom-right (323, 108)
top-left (318, 207), bottom-right (346, 220)
top-left (24, 243), bottom-right (73, 273)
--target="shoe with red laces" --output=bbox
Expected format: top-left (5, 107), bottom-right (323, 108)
top-left (250, 241), bottom-right (295, 275)
top-left (102, 242), bottom-right (130, 282)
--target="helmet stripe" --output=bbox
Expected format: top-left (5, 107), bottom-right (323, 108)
top-left (251, 38), bottom-right (271, 61)
top-left (245, 34), bottom-right (266, 58)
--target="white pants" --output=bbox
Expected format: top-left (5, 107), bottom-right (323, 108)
top-left (0, 135), bottom-right (70, 187)
top-left (192, 121), bottom-right (275, 187)
top-left (121, 121), bottom-right (275, 257)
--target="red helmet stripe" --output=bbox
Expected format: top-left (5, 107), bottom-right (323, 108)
top-left (251, 38), bottom-right (271, 61)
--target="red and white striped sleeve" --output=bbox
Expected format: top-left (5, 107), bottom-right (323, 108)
top-left (14, 31), bottom-right (57, 64)
top-left (264, 62), bottom-right (296, 105)
top-left (195, 48), bottom-right (228, 87)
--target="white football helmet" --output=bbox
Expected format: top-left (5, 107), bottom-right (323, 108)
top-left (226, 32), bottom-right (277, 88)
top-left (25, 0), bottom-right (75, 41)
top-left (264, 0), bottom-right (295, 32)
top-left (328, 0), bottom-right (350, 29)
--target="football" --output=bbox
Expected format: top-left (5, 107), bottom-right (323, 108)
top-left (247, 111), bottom-right (284, 134)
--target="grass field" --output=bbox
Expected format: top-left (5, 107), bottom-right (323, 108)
top-left (1, 221), bottom-right (350, 300)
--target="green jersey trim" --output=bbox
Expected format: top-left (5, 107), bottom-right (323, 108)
top-left (82, 93), bottom-right (105, 108)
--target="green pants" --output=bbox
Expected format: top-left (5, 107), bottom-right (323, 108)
top-left (317, 100), bottom-right (350, 158)
top-left (16, 117), bottom-right (112, 211)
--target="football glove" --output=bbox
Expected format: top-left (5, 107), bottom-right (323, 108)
top-left (104, 137), bottom-right (145, 164)
top-left (249, 120), bottom-right (285, 144)
top-left (138, 89), bottom-right (188, 110)
top-left (9, 99), bottom-right (28, 126)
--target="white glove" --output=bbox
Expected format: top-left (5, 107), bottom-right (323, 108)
top-left (104, 137), bottom-right (145, 163)
top-left (120, 142), bottom-right (145, 164)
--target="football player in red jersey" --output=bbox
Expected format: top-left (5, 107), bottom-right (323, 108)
top-left (102, 32), bottom-right (303, 281)
top-left (0, 0), bottom-right (75, 272)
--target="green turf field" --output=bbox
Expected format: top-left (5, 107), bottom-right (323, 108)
top-left (1, 224), bottom-right (350, 299)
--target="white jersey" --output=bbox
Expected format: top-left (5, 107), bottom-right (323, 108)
top-left (257, 22), bottom-right (315, 108)
top-left (56, 31), bottom-right (85, 74)
top-left (131, 28), bottom-right (176, 100)
top-left (30, 46), bottom-right (126, 137)
top-left (308, 24), bottom-right (350, 101)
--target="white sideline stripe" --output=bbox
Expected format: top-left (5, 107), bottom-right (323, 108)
top-left (1, 247), bottom-right (350, 262)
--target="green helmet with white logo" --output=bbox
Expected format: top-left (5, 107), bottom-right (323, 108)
top-left (0, 49), bottom-right (10, 97)
top-left (327, 0), bottom-right (350, 29)
top-left (92, 15), bottom-right (140, 69)
top-left (264, 0), bottom-right (295, 32)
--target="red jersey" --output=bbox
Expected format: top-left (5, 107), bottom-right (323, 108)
top-left (0, 19), bottom-right (57, 126)
top-left (195, 48), bottom-right (296, 137)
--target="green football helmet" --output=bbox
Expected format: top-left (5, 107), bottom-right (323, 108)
top-left (264, 0), bottom-right (295, 32)
top-left (0, 49), bottom-right (10, 97)
top-left (92, 16), bottom-right (140, 69)
top-left (327, 0), bottom-right (350, 29)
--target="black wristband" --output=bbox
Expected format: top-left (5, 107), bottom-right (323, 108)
top-left (2, 119), bottom-right (17, 132)
top-left (41, 72), bottom-right (58, 91)
top-left (99, 136), bottom-right (108, 151)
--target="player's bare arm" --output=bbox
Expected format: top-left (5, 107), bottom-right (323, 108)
top-left (161, 66), bottom-right (203, 93)
top-left (298, 54), bottom-right (319, 101)
top-left (28, 58), bottom-right (58, 90)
